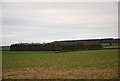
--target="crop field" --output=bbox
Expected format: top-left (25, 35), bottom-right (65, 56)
top-left (102, 43), bottom-right (119, 48)
top-left (2, 49), bottom-right (119, 79)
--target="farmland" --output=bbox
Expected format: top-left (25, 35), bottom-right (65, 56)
top-left (2, 49), bottom-right (119, 79)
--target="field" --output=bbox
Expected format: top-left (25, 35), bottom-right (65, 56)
top-left (2, 49), bottom-right (119, 79)
top-left (102, 43), bottom-right (119, 48)
top-left (0, 46), bottom-right (10, 51)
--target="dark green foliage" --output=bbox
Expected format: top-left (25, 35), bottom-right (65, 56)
top-left (10, 41), bottom-right (102, 51)
top-left (0, 46), bottom-right (10, 51)
top-left (58, 38), bottom-right (119, 44)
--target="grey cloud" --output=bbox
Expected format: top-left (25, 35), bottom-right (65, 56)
top-left (2, 2), bottom-right (118, 46)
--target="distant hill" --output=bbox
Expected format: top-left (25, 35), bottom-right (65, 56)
top-left (55, 38), bottom-right (119, 44)
top-left (1, 38), bottom-right (119, 51)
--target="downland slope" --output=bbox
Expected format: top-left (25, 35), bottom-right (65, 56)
top-left (2, 49), bottom-right (119, 79)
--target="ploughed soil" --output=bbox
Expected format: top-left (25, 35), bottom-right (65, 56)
top-left (3, 67), bottom-right (118, 79)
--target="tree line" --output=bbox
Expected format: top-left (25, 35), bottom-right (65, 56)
top-left (58, 38), bottom-right (119, 43)
top-left (10, 41), bottom-right (102, 51)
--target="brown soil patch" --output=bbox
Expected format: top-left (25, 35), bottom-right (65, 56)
top-left (104, 49), bottom-right (119, 52)
top-left (3, 67), bottom-right (118, 79)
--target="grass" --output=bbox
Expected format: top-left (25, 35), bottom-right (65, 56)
top-left (102, 43), bottom-right (119, 49)
top-left (101, 43), bottom-right (118, 46)
top-left (103, 45), bottom-right (120, 48)
top-left (2, 49), bottom-right (119, 79)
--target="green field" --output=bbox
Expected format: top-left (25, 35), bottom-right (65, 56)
top-left (2, 49), bottom-right (119, 79)
top-left (102, 43), bottom-right (119, 49)
top-left (103, 45), bottom-right (120, 48)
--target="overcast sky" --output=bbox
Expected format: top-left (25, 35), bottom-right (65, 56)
top-left (2, 2), bottom-right (118, 46)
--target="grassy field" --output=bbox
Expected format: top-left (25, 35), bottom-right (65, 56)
top-left (102, 43), bottom-right (119, 49)
top-left (103, 45), bottom-right (120, 48)
top-left (2, 49), bottom-right (119, 79)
